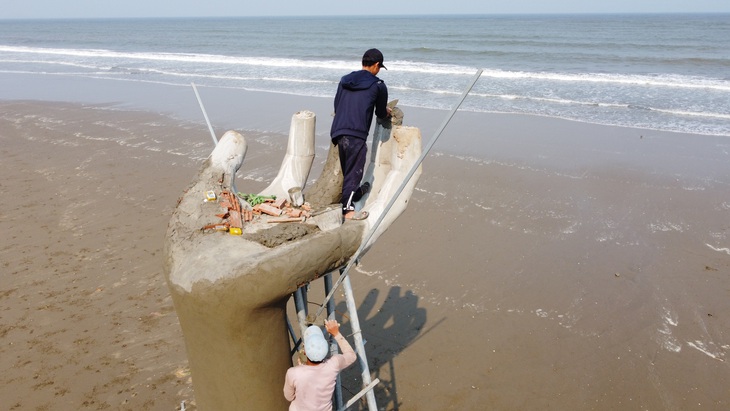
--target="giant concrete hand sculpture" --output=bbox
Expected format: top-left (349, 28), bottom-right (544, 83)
top-left (163, 108), bottom-right (420, 410)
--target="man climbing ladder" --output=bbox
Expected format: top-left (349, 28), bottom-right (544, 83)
top-left (284, 319), bottom-right (356, 411)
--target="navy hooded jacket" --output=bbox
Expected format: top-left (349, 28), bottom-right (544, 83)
top-left (330, 70), bottom-right (388, 141)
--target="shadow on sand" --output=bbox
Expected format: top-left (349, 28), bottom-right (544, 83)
top-left (334, 285), bottom-right (432, 411)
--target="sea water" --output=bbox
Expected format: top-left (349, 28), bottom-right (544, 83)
top-left (0, 14), bottom-right (728, 136)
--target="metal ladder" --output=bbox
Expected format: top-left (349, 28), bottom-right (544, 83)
top-left (290, 269), bottom-right (379, 411)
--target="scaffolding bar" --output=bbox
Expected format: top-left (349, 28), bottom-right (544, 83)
top-left (325, 273), bottom-right (344, 410)
top-left (191, 82), bottom-right (218, 146)
top-left (341, 273), bottom-right (378, 411)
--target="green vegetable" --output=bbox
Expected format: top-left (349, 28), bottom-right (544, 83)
top-left (237, 192), bottom-right (276, 206)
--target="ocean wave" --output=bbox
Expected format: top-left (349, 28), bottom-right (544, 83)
top-left (0, 45), bottom-right (350, 71)
top-left (2, 42), bottom-right (729, 138)
top-left (477, 69), bottom-right (730, 92)
top-left (5, 45), bottom-right (728, 92)
top-left (650, 107), bottom-right (730, 121)
top-left (0, 58), bottom-right (106, 70)
top-left (471, 92), bottom-right (627, 108)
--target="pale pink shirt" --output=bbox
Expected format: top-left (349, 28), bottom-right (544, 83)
top-left (283, 334), bottom-right (356, 411)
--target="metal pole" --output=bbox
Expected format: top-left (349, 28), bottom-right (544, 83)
top-left (315, 69), bottom-right (483, 319)
top-left (294, 288), bottom-right (308, 339)
top-left (191, 82), bottom-right (218, 146)
top-left (191, 82), bottom-right (241, 194)
top-left (286, 317), bottom-right (296, 345)
top-left (341, 273), bottom-right (377, 411)
top-left (324, 273), bottom-right (344, 410)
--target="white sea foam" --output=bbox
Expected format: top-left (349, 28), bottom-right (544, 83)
top-left (534, 309), bottom-right (549, 318)
top-left (648, 222), bottom-right (686, 233)
top-left (561, 221), bottom-right (580, 235)
top-left (354, 265), bottom-right (383, 277)
top-left (657, 307), bottom-right (681, 353)
top-left (686, 341), bottom-right (726, 361)
top-left (705, 244), bottom-right (730, 255)
top-left (520, 71), bottom-right (730, 92)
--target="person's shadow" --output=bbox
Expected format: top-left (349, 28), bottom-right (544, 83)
top-left (335, 286), bottom-right (432, 411)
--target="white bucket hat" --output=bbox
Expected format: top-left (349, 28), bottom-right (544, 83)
top-left (304, 325), bottom-right (328, 362)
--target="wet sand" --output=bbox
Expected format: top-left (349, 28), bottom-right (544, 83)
top-left (1, 95), bottom-right (729, 410)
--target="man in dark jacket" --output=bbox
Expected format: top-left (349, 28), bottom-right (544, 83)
top-left (330, 48), bottom-right (391, 219)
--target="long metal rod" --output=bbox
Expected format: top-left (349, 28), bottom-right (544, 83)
top-left (191, 82), bottom-right (218, 146)
top-left (290, 288), bottom-right (308, 356)
top-left (286, 317), bottom-right (296, 345)
top-left (315, 69), bottom-right (483, 319)
top-left (324, 273), bottom-right (344, 410)
top-left (341, 273), bottom-right (378, 410)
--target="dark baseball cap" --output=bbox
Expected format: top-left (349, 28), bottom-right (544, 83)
top-left (362, 48), bottom-right (387, 70)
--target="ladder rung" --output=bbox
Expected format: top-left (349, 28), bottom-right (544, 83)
top-left (341, 378), bottom-right (380, 411)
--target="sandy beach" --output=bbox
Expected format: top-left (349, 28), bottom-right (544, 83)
top-left (1, 89), bottom-right (729, 410)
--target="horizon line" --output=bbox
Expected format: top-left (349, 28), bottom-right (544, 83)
top-left (2, 11), bottom-right (730, 21)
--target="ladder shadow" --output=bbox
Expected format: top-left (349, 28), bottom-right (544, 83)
top-left (336, 286), bottom-right (436, 410)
